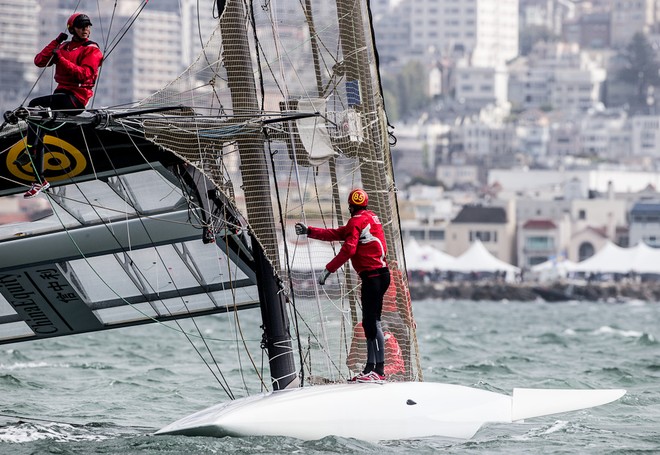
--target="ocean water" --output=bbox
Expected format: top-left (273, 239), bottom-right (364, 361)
top-left (1, 299), bottom-right (658, 454)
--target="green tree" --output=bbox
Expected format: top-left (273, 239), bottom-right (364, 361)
top-left (382, 61), bottom-right (431, 120)
top-left (616, 32), bottom-right (660, 111)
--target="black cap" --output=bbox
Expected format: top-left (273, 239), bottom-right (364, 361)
top-left (73, 14), bottom-right (92, 28)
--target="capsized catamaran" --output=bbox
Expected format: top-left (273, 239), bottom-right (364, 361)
top-left (0, 0), bottom-right (624, 442)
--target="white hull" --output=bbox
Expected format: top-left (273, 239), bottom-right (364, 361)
top-left (156, 382), bottom-right (625, 441)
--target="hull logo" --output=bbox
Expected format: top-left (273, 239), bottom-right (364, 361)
top-left (7, 136), bottom-right (87, 182)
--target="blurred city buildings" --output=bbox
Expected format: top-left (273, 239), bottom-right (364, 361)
top-left (3, 0), bottom-right (660, 269)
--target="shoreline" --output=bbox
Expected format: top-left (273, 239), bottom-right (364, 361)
top-left (409, 281), bottom-right (660, 302)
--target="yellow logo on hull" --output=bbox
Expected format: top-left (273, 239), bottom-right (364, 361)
top-left (7, 136), bottom-right (87, 182)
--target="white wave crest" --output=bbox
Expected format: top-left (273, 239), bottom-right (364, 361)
top-left (0, 422), bottom-right (110, 443)
top-left (593, 326), bottom-right (645, 338)
top-left (0, 361), bottom-right (68, 371)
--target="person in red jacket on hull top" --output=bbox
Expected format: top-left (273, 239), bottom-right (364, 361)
top-left (295, 188), bottom-right (391, 382)
top-left (5, 13), bottom-right (103, 199)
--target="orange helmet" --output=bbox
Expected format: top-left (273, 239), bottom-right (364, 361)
top-left (67, 13), bottom-right (92, 33)
top-left (348, 188), bottom-right (368, 207)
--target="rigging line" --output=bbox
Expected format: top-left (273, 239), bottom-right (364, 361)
top-left (19, 53), bottom-right (59, 108)
top-left (21, 0), bottom-right (88, 107)
top-left (282, 133), bottom-right (336, 377)
top-left (42, 125), bottom-right (235, 398)
top-left (121, 124), bottom-right (264, 391)
top-left (264, 135), bottom-right (306, 384)
top-left (102, 0), bottom-right (151, 60)
top-left (283, 285), bottom-right (349, 378)
top-left (88, 0), bottom-right (116, 108)
top-left (104, 125), bottom-right (236, 398)
top-left (194, 0), bottom-right (221, 81)
top-left (229, 290), bottom-right (270, 392)
top-left (248, 0), bottom-right (266, 111)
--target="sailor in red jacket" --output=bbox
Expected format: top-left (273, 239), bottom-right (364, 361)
top-left (9, 13), bottom-right (103, 198)
top-left (296, 188), bottom-right (391, 382)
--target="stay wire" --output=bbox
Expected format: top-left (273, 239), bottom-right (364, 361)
top-left (95, 125), bottom-right (237, 398)
top-left (264, 134), bottom-right (305, 385)
top-left (38, 124), bottom-right (235, 400)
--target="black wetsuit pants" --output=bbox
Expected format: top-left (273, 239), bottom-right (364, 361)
top-left (360, 267), bottom-right (391, 365)
top-left (25, 91), bottom-right (83, 179)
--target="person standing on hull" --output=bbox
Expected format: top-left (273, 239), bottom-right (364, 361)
top-left (5, 13), bottom-right (103, 198)
top-left (296, 188), bottom-right (391, 382)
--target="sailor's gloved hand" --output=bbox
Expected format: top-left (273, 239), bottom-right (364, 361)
top-left (295, 222), bottom-right (308, 235)
top-left (318, 269), bottom-right (331, 285)
top-left (56, 32), bottom-right (68, 43)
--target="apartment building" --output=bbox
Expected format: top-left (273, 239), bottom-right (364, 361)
top-left (410, 0), bottom-right (518, 68)
top-left (629, 201), bottom-right (660, 247)
top-left (0, 0), bottom-right (38, 111)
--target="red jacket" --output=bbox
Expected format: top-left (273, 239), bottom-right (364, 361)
top-left (307, 209), bottom-right (388, 274)
top-left (34, 38), bottom-right (103, 107)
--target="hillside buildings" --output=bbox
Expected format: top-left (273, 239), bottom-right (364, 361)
top-left (3, 1), bottom-right (660, 270)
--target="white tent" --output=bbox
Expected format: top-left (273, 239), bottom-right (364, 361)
top-left (571, 241), bottom-right (660, 275)
top-left (530, 257), bottom-right (577, 282)
top-left (531, 257), bottom-right (577, 273)
top-left (571, 241), bottom-right (632, 274)
top-left (629, 242), bottom-right (660, 274)
top-left (404, 239), bottom-right (456, 271)
top-left (447, 240), bottom-right (519, 279)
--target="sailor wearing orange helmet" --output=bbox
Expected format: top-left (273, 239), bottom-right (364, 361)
top-left (296, 188), bottom-right (391, 382)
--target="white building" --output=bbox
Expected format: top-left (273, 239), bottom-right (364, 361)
top-left (410, 0), bottom-right (518, 68)
top-left (435, 164), bottom-right (480, 189)
top-left (578, 111), bottom-right (628, 158)
top-left (551, 66), bottom-right (606, 113)
top-left (630, 115), bottom-right (660, 158)
top-left (0, 0), bottom-right (39, 111)
top-left (454, 65), bottom-right (508, 109)
top-left (629, 201), bottom-right (660, 248)
top-left (508, 42), bottom-right (606, 113)
top-left (489, 168), bottom-right (660, 199)
top-left (453, 113), bottom-right (515, 160)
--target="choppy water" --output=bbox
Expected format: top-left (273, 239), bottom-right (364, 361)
top-left (1, 299), bottom-right (659, 454)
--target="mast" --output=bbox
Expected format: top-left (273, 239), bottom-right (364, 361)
top-left (218, 0), bottom-right (298, 390)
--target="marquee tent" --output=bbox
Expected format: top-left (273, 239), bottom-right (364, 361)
top-left (627, 242), bottom-right (660, 274)
top-left (404, 239), bottom-right (457, 271)
top-left (447, 240), bottom-right (519, 280)
top-left (571, 241), bottom-right (660, 275)
top-left (530, 256), bottom-right (577, 282)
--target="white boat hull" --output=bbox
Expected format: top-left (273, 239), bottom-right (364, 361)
top-left (156, 382), bottom-right (625, 441)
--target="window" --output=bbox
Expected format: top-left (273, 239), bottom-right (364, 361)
top-left (409, 230), bottom-right (425, 240)
top-left (429, 230), bottom-right (445, 240)
top-left (469, 230), bottom-right (497, 242)
top-left (578, 209), bottom-right (586, 220)
top-left (526, 236), bottom-right (554, 251)
top-left (578, 242), bottom-right (595, 261)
